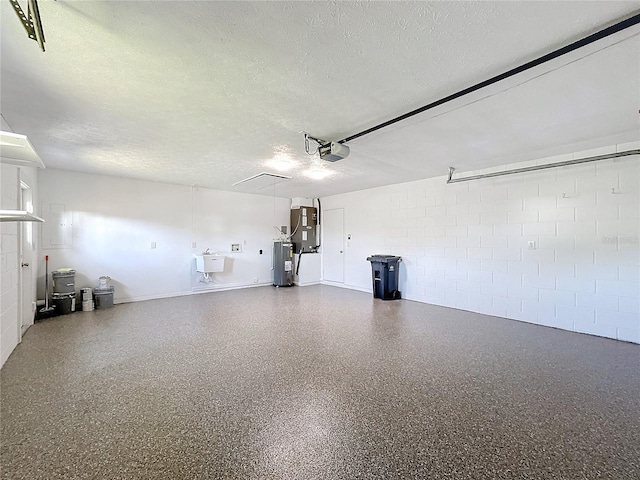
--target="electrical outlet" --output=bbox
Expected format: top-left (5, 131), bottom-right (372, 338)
top-left (151, 241), bottom-right (157, 249)
top-left (231, 244), bottom-right (241, 252)
top-left (253, 277), bottom-right (258, 283)
top-left (192, 242), bottom-right (197, 248)
top-left (527, 240), bottom-right (536, 250)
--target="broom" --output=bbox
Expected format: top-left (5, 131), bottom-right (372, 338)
top-left (39, 255), bottom-right (55, 316)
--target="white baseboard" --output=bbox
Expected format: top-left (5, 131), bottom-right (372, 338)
top-left (191, 281), bottom-right (271, 293)
top-left (114, 290), bottom-right (193, 304)
top-left (114, 282), bottom-right (272, 304)
top-left (321, 280), bottom-right (371, 294)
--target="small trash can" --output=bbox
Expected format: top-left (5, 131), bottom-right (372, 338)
top-left (366, 255), bottom-right (402, 300)
top-left (52, 292), bottom-right (76, 315)
top-left (52, 269), bottom-right (76, 295)
top-left (94, 286), bottom-right (115, 309)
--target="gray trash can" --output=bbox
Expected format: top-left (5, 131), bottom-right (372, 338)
top-left (52, 292), bottom-right (76, 315)
top-left (94, 286), bottom-right (115, 309)
top-left (366, 255), bottom-right (402, 300)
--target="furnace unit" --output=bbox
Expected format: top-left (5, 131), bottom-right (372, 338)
top-left (290, 207), bottom-right (318, 253)
top-left (273, 241), bottom-right (294, 287)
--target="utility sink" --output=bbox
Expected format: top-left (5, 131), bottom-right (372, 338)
top-left (195, 254), bottom-right (225, 273)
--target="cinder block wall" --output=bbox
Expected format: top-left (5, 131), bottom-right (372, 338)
top-left (321, 143), bottom-right (640, 343)
top-left (1, 165), bottom-right (20, 366)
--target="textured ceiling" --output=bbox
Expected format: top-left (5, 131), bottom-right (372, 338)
top-left (1, 1), bottom-right (639, 198)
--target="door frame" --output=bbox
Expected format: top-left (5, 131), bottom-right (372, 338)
top-left (18, 179), bottom-right (34, 338)
top-left (321, 207), bottom-right (345, 284)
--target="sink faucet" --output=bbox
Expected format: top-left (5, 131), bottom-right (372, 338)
top-left (204, 248), bottom-right (211, 254)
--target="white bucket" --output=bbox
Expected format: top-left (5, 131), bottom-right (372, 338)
top-left (81, 287), bottom-right (92, 302)
top-left (82, 299), bottom-right (94, 312)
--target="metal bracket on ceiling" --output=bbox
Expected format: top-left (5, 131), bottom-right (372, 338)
top-left (447, 167), bottom-right (455, 183)
top-left (304, 133), bottom-right (329, 155)
top-left (9, 0), bottom-right (46, 52)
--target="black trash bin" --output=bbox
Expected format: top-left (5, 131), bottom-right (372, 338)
top-left (366, 255), bottom-right (402, 300)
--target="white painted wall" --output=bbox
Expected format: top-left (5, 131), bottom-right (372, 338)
top-left (38, 170), bottom-right (291, 303)
top-left (294, 253), bottom-right (321, 286)
top-left (1, 164), bottom-right (40, 366)
top-left (321, 143), bottom-right (640, 344)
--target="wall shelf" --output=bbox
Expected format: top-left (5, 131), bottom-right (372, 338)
top-left (0, 131), bottom-right (46, 169)
top-left (0, 210), bottom-right (44, 222)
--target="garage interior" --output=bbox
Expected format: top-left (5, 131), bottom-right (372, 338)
top-left (1, 2), bottom-right (639, 479)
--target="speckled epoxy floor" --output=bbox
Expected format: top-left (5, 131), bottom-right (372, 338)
top-left (1, 285), bottom-right (639, 479)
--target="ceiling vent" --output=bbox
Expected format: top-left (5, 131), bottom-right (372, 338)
top-left (232, 172), bottom-right (291, 190)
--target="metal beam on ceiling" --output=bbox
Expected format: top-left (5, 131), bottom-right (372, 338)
top-left (9, 0), bottom-right (46, 52)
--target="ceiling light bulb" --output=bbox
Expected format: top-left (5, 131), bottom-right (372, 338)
top-left (265, 151), bottom-right (297, 172)
top-left (266, 158), bottom-right (295, 171)
top-left (303, 167), bottom-right (334, 180)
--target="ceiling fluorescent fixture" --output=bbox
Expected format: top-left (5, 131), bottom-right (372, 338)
top-left (0, 131), bottom-right (46, 168)
top-left (265, 154), bottom-right (297, 172)
top-left (304, 134), bottom-right (350, 162)
top-left (303, 167), bottom-right (334, 180)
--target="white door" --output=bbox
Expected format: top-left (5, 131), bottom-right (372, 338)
top-left (19, 181), bottom-right (34, 336)
top-left (323, 208), bottom-right (344, 283)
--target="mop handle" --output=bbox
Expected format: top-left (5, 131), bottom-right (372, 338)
top-left (44, 255), bottom-right (49, 309)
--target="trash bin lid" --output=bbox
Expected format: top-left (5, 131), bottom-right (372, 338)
top-left (52, 268), bottom-right (76, 276)
top-left (366, 254), bottom-right (402, 263)
top-left (94, 286), bottom-right (115, 293)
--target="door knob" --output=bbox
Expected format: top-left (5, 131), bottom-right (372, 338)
top-left (21, 263), bottom-right (29, 267)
